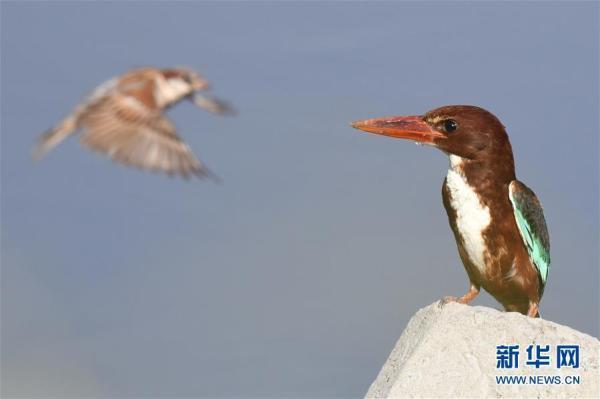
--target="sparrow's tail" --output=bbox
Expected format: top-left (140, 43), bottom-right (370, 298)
top-left (32, 115), bottom-right (78, 160)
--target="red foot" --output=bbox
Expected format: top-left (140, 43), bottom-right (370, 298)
top-left (438, 284), bottom-right (480, 308)
top-left (527, 302), bottom-right (540, 318)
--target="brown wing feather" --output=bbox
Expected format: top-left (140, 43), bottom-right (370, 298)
top-left (78, 94), bottom-right (212, 179)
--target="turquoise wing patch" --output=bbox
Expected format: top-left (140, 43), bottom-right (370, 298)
top-left (508, 181), bottom-right (551, 292)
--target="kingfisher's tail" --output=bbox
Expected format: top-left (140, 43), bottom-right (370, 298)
top-left (33, 115), bottom-right (78, 160)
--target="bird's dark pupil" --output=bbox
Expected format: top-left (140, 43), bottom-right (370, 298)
top-left (444, 119), bottom-right (458, 132)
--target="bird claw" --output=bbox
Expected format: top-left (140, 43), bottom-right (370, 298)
top-left (438, 296), bottom-right (459, 308)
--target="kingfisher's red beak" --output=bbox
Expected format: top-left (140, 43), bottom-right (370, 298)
top-left (351, 115), bottom-right (444, 144)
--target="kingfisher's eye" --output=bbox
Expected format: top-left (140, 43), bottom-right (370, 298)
top-left (443, 119), bottom-right (458, 133)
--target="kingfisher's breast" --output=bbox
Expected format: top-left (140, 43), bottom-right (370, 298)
top-left (445, 167), bottom-right (492, 276)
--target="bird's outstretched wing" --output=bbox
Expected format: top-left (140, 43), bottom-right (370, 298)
top-left (79, 94), bottom-right (214, 179)
top-left (193, 94), bottom-right (236, 115)
top-left (508, 180), bottom-right (551, 294)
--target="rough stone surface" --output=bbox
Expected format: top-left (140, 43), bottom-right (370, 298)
top-left (365, 302), bottom-right (599, 399)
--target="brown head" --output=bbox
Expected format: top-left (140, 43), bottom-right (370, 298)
top-left (352, 105), bottom-right (514, 164)
top-left (162, 67), bottom-right (210, 91)
top-left (160, 67), bottom-right (235, 115)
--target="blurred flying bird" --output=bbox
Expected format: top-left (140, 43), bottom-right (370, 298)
top-left (34, 66), bottom-right (234, 179)
top-left (352, 105), bottom-right (550, 317)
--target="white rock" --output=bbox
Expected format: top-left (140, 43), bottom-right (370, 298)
top-left (365, 302), bottom-right (599, 399)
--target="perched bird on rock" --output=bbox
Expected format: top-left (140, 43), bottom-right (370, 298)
top-left (34, 66), bottom-right (234, 179)
top-left (352, 105), bottom-right (550, 317)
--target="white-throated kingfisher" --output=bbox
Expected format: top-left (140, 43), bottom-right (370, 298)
top-left (352, 105), bottom-right (550, 317)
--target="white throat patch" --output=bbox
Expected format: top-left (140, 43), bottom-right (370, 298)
top-left (155, 77), bottom-right (191, 108)
top-left (446, 155), bottom-right (491, 275)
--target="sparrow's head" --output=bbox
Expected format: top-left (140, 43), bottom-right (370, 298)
top-left (352, 105), bottom-right (512, 161)
top-left (163, 67), bottom-right (209, 91)
top-left (161, 66), bottom-right (234, 115)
